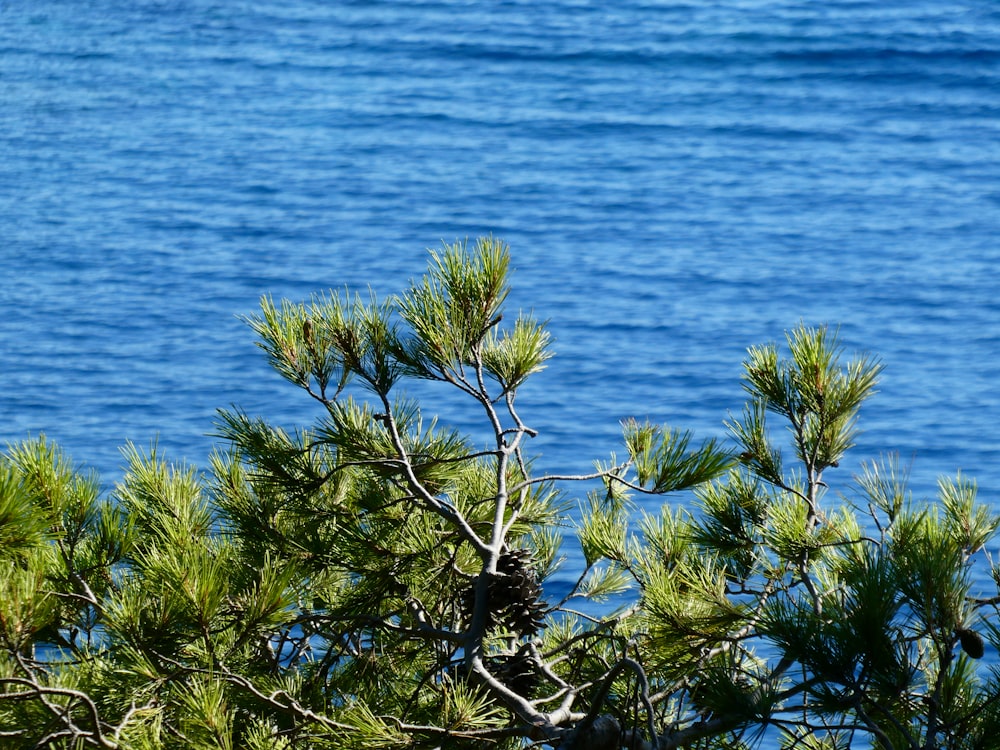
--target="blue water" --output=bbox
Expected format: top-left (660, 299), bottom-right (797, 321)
top-left (3, 1), bottom-right (1000, 554)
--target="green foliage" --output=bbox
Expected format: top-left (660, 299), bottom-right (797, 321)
top-left (624, 420), bottom-right (736, 494)
top-left (3, 239), bottom-right (1000, 750)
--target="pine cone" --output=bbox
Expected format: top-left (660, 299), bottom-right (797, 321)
top-left (957, 628), bottom-right (985, 659)
top-left (460, 549), bottom-right (547, 636)
top-left (489, 650), bottom-right (540, 696)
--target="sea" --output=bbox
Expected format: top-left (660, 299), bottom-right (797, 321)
top-left (3, 0), bottom-right (1000, 686)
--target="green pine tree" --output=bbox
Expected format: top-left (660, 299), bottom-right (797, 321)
top-left (2, 238), bottom-right (1000, 749)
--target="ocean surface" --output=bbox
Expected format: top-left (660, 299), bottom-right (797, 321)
top-left (3, 0), bottom-right (1000, 603)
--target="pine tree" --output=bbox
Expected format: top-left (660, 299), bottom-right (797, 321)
top-left (2, 238), bottom-right (1000, 749)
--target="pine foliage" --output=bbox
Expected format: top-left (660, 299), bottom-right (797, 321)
top-left (3, 238), bottom-right (1000, 749)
